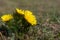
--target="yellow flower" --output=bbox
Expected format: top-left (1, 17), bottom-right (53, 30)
top-left (16, 8), bottom-right (24, 15)
top-left (24, 11), bottom-right (37, 25)
top-left (1, 14), bottom-right (13, 22)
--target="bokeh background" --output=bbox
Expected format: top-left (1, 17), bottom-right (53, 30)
top-left (0, 0), bottom-right (60, 40)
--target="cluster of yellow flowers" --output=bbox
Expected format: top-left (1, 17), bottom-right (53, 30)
top-left (1, 8), bottom-right (37, 25)
top-left (16, 8), bottom-right (37, 25)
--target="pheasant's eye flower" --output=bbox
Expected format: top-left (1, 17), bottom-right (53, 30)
top-left (24, 11), bottom-right (37, 25)
top-left (1, 14), bottom-right (13, 22)
top-left (16, 8), bottom-right (24, 15)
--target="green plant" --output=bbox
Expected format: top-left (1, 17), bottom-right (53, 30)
top-left (0, 8), bottom-right (37, 40)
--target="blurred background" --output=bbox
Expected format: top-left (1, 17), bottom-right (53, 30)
top-left (0, 0), bottom-right (60, 40)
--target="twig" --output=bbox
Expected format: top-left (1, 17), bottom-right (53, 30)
top-left (0, 32), bottom-right (4, 40)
